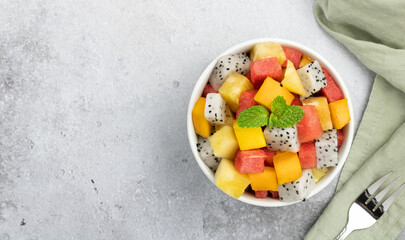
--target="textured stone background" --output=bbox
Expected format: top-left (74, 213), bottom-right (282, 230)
top-left (0, 0), bottom-right (403, 239)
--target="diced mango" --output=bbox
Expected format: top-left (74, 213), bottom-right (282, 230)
top-left (281, 60), bottom-right (306, 96)
top-left (219, 73), bottom-right (254, 113)
top-left (192, 97), bottom-right (212, 138)
top-left (250, 42), bottom-right (286, 64)
top-left (329, 98), bottom-right (351, 129)
top-left (249, 167), bottom-right (278, 191)
top-left (215, 158), bottom-right (251, 198)
top-left (215, 105), bottom-right (235, 131)
top-left (254, 77), bottom-right (295, 110)
top-left (233, 121), bottom-right (266, 151)
top-left (312, 168), bottom-right (328, 183)
top-left (299, 55), bottom-right (314, 68)
top-left (209, 126), bottom-right (239, 159)
top-left (273, 152), bottom-right (302, 185)
top-left (302, 97), bottom-right (333, 131)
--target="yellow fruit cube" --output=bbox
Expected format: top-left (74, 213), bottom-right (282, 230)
top-left (281, 60), bottom-right (306, 96)
top-left (312, 168), bottom-right (328, 183)
top-left (299, 55), bottom-right (314, 68)
top-left (302, 97), bottom-right (333, 131)
top-left (329, 98), bottom-right (351, 129)
top-left (254, 77), bottom-right (295, 110)
top-left (215, 105), bottom-right (235, 131)
top-left (249, 167), bottom-right (278, 191)
top-left (273, 152), bottom-right (302, 185)
top-left (192, 97), bottom-right (212, 138)
top-left (215, 158), bottom-right (251, 198)
top-left (250, 42), bottom-right (286, 64)
top-left (209, 126), bottom-right (239, 159)
top-left (233, 121), bottom-right (266, 150)
top-left (219, 73), bottom-right (254, 113)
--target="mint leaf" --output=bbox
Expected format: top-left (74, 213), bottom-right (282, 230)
top-left (237, 105), bottom-right (269, 128)
top-left (268, 114), bottom-right (277, 129)
top-left (275, 105), bottom-right (305, 127)
top-left (271, 96), bottom-right (287, 115)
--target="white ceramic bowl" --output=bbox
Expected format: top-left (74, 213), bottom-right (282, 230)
top-left (187, 38), bottom-right (354, 207)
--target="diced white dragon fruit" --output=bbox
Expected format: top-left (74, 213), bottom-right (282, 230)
top-left (196, 136), bottom-right (221, 171)
top-left (278, 169), bottom-right (315, 202)
top-left (297, 60), bottom-right (327, 100)
top-left (204, 93), bottom-right (226, 125)
top-left (315, 129), bottom-right (338, 168)
top-left (263, 126), bottom-right (300, 152)
top-left (209, 53), bottom-right (251, 90)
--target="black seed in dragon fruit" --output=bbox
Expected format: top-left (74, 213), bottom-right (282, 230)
top-left (278, 169), bottom-right (315, 202)
top-left (196, 136), bottom-right (221, 171)
top-left (315, 129), bottom-right (338, 168)
top-left (263, 126), bottom-right (300, 152)
top-left (209, 53), bottom-right (251, 90)
top-left (204, 93), bottom-right (226, 125)
top-left (297, 60), bottom-right (327, 100)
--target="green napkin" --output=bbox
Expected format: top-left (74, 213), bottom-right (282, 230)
top-left (306, 0), bottom-right (405, 239)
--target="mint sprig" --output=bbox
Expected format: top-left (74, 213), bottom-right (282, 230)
top-left (237, 105), bottom-right (269, 128)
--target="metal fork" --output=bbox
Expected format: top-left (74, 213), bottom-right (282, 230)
top-left (335, 172), bottom-right (405, 240)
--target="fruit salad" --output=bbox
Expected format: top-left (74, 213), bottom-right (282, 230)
top-left (192, 41), bottom-right (350, 202)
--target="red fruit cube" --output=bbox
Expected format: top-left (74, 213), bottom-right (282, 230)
top-left (236, 90), bottom-right (258, 118)
top-left (255, 190), bottom-right (268, 198)
top-left (299, 142), bottom-right (317, 169)
top-left (269, 191), bottom-right (279, 199)
top-left (281, 47), bottom-right (302, 69)
top-left (262, 148), bottom-right (276, 167)
top-left (245, 72), bottom-right (251, 81)
top-left (250, 57), bottom-right (283, 88)
top-left (319, 68), bottom-right (344, 103)
top-left (297, 105), bottom-right (323, 143)
top-left (291, 94), bottom-right (303, 106)
top-left (202, 83), bottom-right (218, 98)
top-left (338, 129), bottom-right (345, 149)
top-left (234, 149), bottom-right (266, 174)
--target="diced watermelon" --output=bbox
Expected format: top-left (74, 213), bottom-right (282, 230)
top-left (297, 105), bottom-right (323, 143)
top-left (245, 72), bottom-right (251, 81)
top-left (234, 149), bottom-right (266, 174)
top-left (281, 47), bottom-right (302, 69)
top-left (298, 142), bottom-right (317, 169)
top-left (255, 190), bottom-right (268, 198)
top-left (269, 191), bottom-right (279, 199)
top-left (202, 83), bottom-right (218, 98)
top-left (319, 68), bottom-right (344, 103)
top-left (236, 90), bottom-right (258, 118)
top-left (291, 94), bottom-right (303, 106)
top-left (262, 148), bottom-right (276, 167)
top-left (250, 57), bottom-right (283, 88)
top-left (338, 129), bottom-right (345, 149)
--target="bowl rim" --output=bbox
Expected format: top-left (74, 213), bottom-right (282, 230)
top-left (187, 38), bottom-right (354, 207)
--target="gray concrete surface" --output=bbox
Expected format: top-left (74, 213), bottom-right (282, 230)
top-left (0, 0), bottom-right (403, 239)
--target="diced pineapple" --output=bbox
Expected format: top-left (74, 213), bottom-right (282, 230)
top-left (299, 55), bottom-right (314, 68)
top-left (254, 77), bottom-right (295, 110)
top-left (329, 98), bottom-right (351, 129)
top-left (312, 168), bottom-right (328, 183)
top-left (215, 105), bottom-right (234, 131)
top-left (192, 97), bottom-right (212, 138)
top-left (219, 73), bottom-right (254, 113)
top-left (273, 152), bottom-right (302, 185)
top-left (233, 121), bottom-right (266, 151)
top-left (281, 60), bottom-right (306, 96)
top-left (209, 126), bottom-right (239, 159)
top-left (302, 97), bottom-right (333, 131)
top-left (250, 42), bottom-right (286, 64)
top-left (215, 158), bottom-right (251, 198)
top-left (249, 167), bottom-right (278, 191)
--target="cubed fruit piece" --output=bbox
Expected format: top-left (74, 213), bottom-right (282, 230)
top-left (273, 152), bottom-right (302, 185)
top-left (197, 136), bottom-right (221, 171)
top-left (209, 126), bottom-right (239, 159)
top-left (202, 84), bottom-right (218, 98)
top-left (281, 60), bottom-right (306, 96)
top-left (250, 42), bottom-right (286, 64)
top-left (233, 121), bottom-right (266, 151)
top-left (192, 97), bottom-right (212, 138)
top-left (236, 90), bottom-right (258, 118)
top-left (263, 126), bottom-right (300, 152)
top-left (214, 105), bottom-right (235, 131)
top-left (282, 47), bottom-right (302, 69)
top-left (249, 167), bottom-right (278, 191)
top-left (278, 169), bottom-right (315, 202)
top-left (302, 97), bottom-right (333, 131)
top-left (297, 61), bottom-right (327, 98)
top-left (234, 149), bottom-right (266, 174)
top-left (255, 190), bottom-right (268, 198)
top-left (254, 77), bottom-right (294, 110)
top-left (245, 72), bottom-right (251, 80)
top-left (215, 158), bottom-right (251, 199)
top-left (269, 191), bottom-right (279, 199)
top-left (291, 94), bottom-right (302, 106)
top-left (219, 73), bottom-right (254, 112)
top-left (204, 93), bottom-right (226, 125)
top-left (250, 57), bottom-right (283, 87)
top-left (337, 129), bottom-right (345, 149)
top-left (263, 148), bottom-right (276, 167)
top-left (316, 129), bottom-right (338, 168)
top-left (319, 68), bottom-right (344, 103)
top-left (297, 105), bottom-right (323, 143)
top-left (312, 168), bottom-right (328, 183)
top-left (298, 142), bottom-right (317, 169)
top-left (299, 55), bottom-right (314, 68)
top-left (329, 98), bottom-right (351, 129)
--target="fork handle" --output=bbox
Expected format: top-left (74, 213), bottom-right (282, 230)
top-left (335, 226), bottom-right (354, 240)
